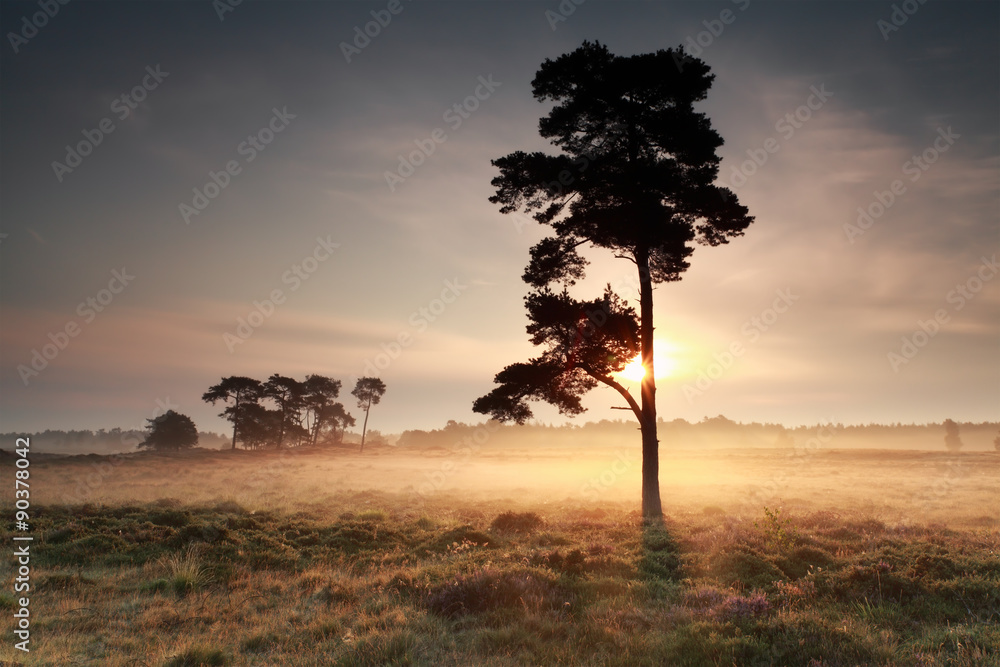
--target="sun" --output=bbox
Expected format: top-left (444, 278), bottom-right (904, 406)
top-left (615, 342), bottom-right (679, 382)
top-left (619, 357), bottom-right (647, 382)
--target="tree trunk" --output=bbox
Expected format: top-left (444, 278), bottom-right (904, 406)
top-left (276, 411), bottom-right (285, 450)
top-left (231, 395), bottom-right (239, 450)
top-left (359, 397), bottom-right (371, 453)
top-left (637, 248), bottom-right (663, 522)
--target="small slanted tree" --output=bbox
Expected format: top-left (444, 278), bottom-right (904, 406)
top-left (139, 410), bottom-right (199, 451)
top-left (473, 41), bottom-right (753, 522)
top-left (352, 377), bottom-right (386, 452)
top-left (202, 376), bottom-right (263, 449)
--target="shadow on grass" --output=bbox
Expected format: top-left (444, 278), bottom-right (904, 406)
top-left (638, 519), bottom-right (683, 600)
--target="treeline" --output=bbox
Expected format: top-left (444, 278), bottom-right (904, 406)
top-left (3, 372), bottom-right (388, 455)
top-left (395, 417), bottom-right (797, 451)
top-left (397, 416), bottom-right (1000, 452)
top-left (9, 415), bottom-right (997, 455)
top-left (202, 374), bottom-right (385, 451)
top-left (0, 428), bottom-right (228, 454)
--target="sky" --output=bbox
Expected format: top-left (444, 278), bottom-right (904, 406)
top-left (1, 0), bottom-right (997, 437)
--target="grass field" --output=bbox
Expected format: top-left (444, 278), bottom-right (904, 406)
top-left (2, 445), bottom-right (998, 665)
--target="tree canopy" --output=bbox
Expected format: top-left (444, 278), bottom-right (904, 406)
top-left (139, 410), bottom-right (199, 451)
top-left (352, 377), bottom-right (386, 452)
top-left (473, 287), bottom-right (640, 423)
top-left (202, 374), bottom-right (354, 450)
top-left (202, 376), bottom-right (263, 449)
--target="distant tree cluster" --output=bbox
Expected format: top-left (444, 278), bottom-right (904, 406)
top-left (202, 375), bottom-right (384, 450)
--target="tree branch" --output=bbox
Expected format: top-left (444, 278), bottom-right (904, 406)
top-left (586, 368), bottom-right (643, 425)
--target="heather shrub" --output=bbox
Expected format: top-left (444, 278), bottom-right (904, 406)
top-left (426, 567), bottom-right (571, 618)
top-left (490, 511), bottom-right (545, 534)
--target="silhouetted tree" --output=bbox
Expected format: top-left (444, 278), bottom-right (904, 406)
top-left (943, 419), bottom-right (963, 452)
top-left (202, 376), bottom-right (263, 449)
top-left (993, 430), bottom-right (1000, 453)
top-left (316, 402), bottom-right (356, 444)
top-left (301, 375), bottom-right (346, 446)
top-left (139, 410), bottom-right (199, 451)
top-left (474, 41), bottom-right (753, 521)
top-left (263, 374), bottom-right (305, 449)
top-left (352, 377), bottom-right (386, 452)
top-left (239, 403), bottom-right (282, 450)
